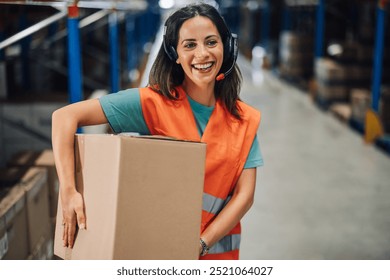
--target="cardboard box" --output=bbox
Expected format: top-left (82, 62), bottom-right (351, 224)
top-left (351, 88), bottom-right (370, 122)
top-left (54, 134), bottom-right (206, 260)
top-left (0, 184), bottom-right (29, 260)
top-left (317, 80), bottom-right (349, 101)
top-left (0, 168), bottom-right (25, 188)
top-left (315, 58), bottom-right (347, 81)
top-left (0, 167), bottom-right (51, 258)
top-left (21, 168), bottom-right (51, 254)
top-left (8, 150), bottom-right (59, 219)
top-left (27, 234), bottom-right (54, 260)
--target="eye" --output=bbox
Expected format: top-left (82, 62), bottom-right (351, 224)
top-left (207, 40), bottom-right (218, 47)
top-left (184, 42), bottom-right (196, 49)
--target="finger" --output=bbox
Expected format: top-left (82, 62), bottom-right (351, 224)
top-left (62, 221), bottom-right (65, 242)
top-left (62, 214), bottom-right (65, 241)
top-left (76, 207), bottom-right (86, 230)
top-left (68, 221), bottom-right (77, 249)
top-left (68, 225), bottom-right (75, 248)
top-left (63, 224), bottom-right (68, 247)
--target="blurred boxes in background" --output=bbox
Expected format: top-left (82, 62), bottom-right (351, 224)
top-left (8, 150), bottom-right (59, 221)
top-left (239, 2), bottom-right (261, 58)
top-left (27, 234), bottom-right (54, 260)
top-left (0, 166), bottom-right (53, 260)
top-left (315, 58), bottom-right (349, 102)
top-left (351, 88), bottom-right (371, 123)
top-left (21, 168), bottom-right (51, 256)
top-left (0, 176), bottom-right (29, 260)
top-left (279, 31), bottom-right (314, 79)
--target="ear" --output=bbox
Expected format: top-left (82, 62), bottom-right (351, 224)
top-left (176, 58), bottom-right (180, 64)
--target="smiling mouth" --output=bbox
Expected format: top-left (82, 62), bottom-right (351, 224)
top-left (192, 62), bottom-right (214, 71)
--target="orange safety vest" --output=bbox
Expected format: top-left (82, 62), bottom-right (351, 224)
top-left (140, 86), bottom-right (261, 260)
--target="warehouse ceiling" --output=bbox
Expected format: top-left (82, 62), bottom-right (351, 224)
top-left (0, 0), bottom-right (148, 11)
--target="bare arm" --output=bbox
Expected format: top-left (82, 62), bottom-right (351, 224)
top-left (51, 98), bottom-right (108, 248)
top-left (199, 168), bottom-right (257, 254)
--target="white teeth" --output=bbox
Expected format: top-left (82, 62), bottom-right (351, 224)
top-left (193, 62), bottom-right (213, 70)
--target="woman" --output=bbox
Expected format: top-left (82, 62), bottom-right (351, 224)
top-left (52, 3), bottom-right (263, 260)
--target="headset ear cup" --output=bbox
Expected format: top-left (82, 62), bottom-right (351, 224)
top-left (163, 33), bottom-right (178, 62)
top-left (231, 33), bottom-right (238, 63)
top-left (224, 35), bottom-right (233, 63)
top-left (224, 34), bottom-right (238, 64)
top-left (164, 44), bottom-right (178, 62)
top-left (168, 45), bottom-right (178, 61)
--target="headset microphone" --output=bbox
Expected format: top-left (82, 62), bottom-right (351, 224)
top-left (216, 64), bottom-right (234, 81)
top-left (216, 33), bottom-right (238, 81)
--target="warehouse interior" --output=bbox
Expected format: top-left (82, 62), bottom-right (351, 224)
top-left (1, 0), bottom-right (390, 260)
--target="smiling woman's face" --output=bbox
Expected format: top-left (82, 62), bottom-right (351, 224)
top-left (176, 16), bottom-right (224, 87)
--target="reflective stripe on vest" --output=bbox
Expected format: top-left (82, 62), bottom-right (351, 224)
top-left (203, 193), bottom-right (237, 255)
top-left (203, 193), bottom-right (232, 215)
top-left (209, 234), bottom-right (241, 254)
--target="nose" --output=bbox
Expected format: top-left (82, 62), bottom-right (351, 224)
top-left (194, 44), bottom-right (209, 59)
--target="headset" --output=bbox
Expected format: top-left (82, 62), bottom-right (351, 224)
top-left (163, 25), bottom-right (238, 81)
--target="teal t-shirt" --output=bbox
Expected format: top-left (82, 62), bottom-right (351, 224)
top-left (99, 88), bottom-right (263, 169)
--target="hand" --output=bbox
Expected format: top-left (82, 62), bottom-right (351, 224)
top-left (61, 188), bottom-right (86, 248)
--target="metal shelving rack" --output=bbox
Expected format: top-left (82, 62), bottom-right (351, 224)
top-left (0, 0), bottom-right (150, 105)
top-left (313, 0), bottom-right (388, 112)
top-left (0, 0), bottom-right (157, 149)
top-left (313, 0), bottom-right (389, 152)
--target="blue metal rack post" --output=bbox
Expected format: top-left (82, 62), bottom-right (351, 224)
top-left (282, 4), bottom-right (292, 31)
top-left (261, 0), bottom-right (271, 49)
top-left (67, 3), bottom-right (83, 133)
top-left (126, 13), bottom-right (137, 82)
top-left (314, 0), bottom-right (325, 58)
top-left (67, 3), bottom-right (83, 105)
top-left (371, 0), bottom-right (388, 112)
top-left (219, 0), bottom-right (240, 35)
top-left (109, 11), bottom-right (120, 93)
top-left (150, 1), bottom-right (161, 39)
top-left (139, 10), bottom-right (151, 52)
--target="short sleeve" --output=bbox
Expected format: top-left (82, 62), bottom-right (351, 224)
top-left (244, 134), bottom-right (264, 168)
top-left (99, 88), bottom-right (150, 135)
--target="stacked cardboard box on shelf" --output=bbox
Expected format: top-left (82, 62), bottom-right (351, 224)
top-left (5, 150), bottom-right (59, 259)
top-left (350, 88), bottom-right (371, 124)
top-left (22, 168), bottom-right (52, 259)
top-left (8, 150), bottom-right (59, 222)
top-left (279, 31), bottom-right (314, 79)
top-left (314, 40), bottom-right (374, 106)
top-left (239, 3), bottom-right (261, 58)
top-left (0, 176), bottom-right (29, 260)
top-left (0, 167), bottom-right (52, 259)
top-left (315, 58), bottom-right (349, 102)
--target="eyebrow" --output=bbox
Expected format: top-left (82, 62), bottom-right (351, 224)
top-left (180, 35), bottom-right (219, 44)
